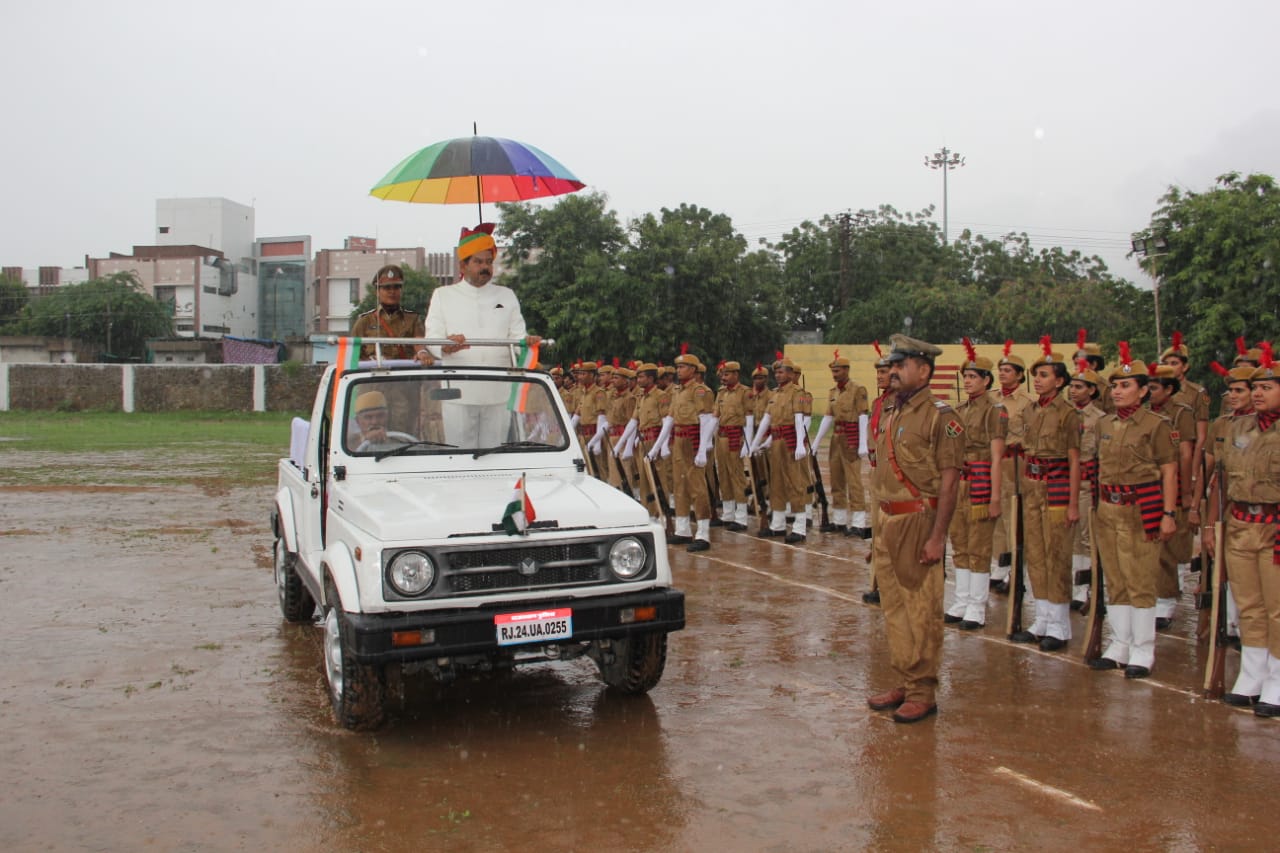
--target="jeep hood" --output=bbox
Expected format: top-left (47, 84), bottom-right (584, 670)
top-left (331, 472), bottom-right (646, 541)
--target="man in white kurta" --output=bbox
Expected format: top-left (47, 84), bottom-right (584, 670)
top-left (425, 223), bottom-right (541, 448)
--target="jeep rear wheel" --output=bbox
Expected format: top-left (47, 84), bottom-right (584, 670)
top-left (322, 580), bottom-right (386, 730)
top-left (275, 539), bottom-right (315, 623)
top-left (592, 632), bottom-right (668, 694)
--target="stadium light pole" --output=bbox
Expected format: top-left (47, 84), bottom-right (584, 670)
top-left (1131, 235), bottom-right (1169, 354)
top-left (924, 147), bottom-right (965, 245)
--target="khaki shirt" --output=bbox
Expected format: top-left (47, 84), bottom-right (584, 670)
top-left (991, 386), bottom-right (1036, 448)
top-left (636, 386), bottom-right (671, 431)
top-left (765, 382), bottom-right (803, 424)
top-left (1171, 379), bottom-right (1211, 424)
top-left (607, 387), bottom-right (636, 428)
top-left (1023, 394), bottom-right (1081, 458)
top-left (828, 380), bottom-right (869, 423)
top-left (956, 393), bottom-right (1006, 462)
top-left (574, 382), bottom-right (607, 421)
top-left (1223, 416), bottom-right (1280, 503)
top-left (747, 387), bottom-right (772, 421)
top-left (1151, 401), bottom-right (1195, 447)
top-left (1074, 403), bottom-right (1106, 461)
top-left (1207, 412), bottom-right (1236, 467)
top-left (671, 379), bottom-right (714, 425)
top-left (349, 307), bottom-right (424, 360)
top-left (1094, 409), bottom-right (1177, 485)
top-left (872, 388), bottom-right (965, 500)
top-left (715, 383), bottom-right (749, 427)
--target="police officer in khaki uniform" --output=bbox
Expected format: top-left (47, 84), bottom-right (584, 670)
top-left (749, 356), bottom-right (811, 543)
top-left (669, 350), bottom-right (717, 552)
top-left (863, 343), bottom-right (894, 604)
top-left (714, 361), bottom-right (751, 531)
top-left (1205, 362), bottom-right (1254, 645)
top-left (1212, 350), bottom-right (1280, 715)
top-left (1088, 346), bottom-right (1178, 678)
top-left (628, 363), bottom-right (673, 520)
top-left (866, 335), bottom-right (964, 724)
top-left (1013, 341), bottom-right (1081, 652)
top-left (1068, 361), bottom-right (1107, 611)
top-left (989, 342), bottom-right (1036, 592)
top-left (813, 350), bottom-right (870, 536)
top-left (571, 361), bottom-right (609, 480)
top-left (605, 364), bottom-right (638, 492)
top-left (1148, 364), bottom-right (1197, 629)
top-left (349, 265), bottom-right (434, 364)
top-left (1074, 332), bottom-right (1114, 415)
top-left (945, 341), bottom-right (1005, 630)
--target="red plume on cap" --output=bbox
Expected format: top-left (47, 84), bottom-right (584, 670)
top-left (1077, 328), bottom-right (1087, 352)
top-left (612, 357), bottom-right (620, 368)
top-left (754, 361), bottom-right (763, 372)
top-left (1040, 334), bottom-right (1053, 356)
top-left (1076, 357), bottom-right (1091, 376)
top-left (775, 350), bottom-right (784, 361)
top-left (717, 359), bottom-right (726, 370)
top-left (1262, 342), bottom-right (1275, 369)
top-left (962, 336), bottom-right (978, 364)
top-left (1237, 337), bottom-right (1249, 357)
top-left (872, 340), bottom-right (884, 358)
top-left (1171, 330), bottom-right (1184, 350)
top-left (680, 342), bottom-right (689, 356)
top-left (1209, 361), bottom-right (1231, 377)
top-left (1147, 362), bottom-right (1159, 376)
top-left (1003, 339), bottom-right (1014, 358)
top-left (832, 348), bottom-right (840, 360)
top-left (1118, 341), bottom-right (1132, 366)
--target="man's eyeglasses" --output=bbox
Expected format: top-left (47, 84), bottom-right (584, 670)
top-left (377, 283), bottom-right (403, 290)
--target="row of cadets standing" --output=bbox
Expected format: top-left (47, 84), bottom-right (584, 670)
top-left (988, 342), bottom-right (1036, 592)
top-left (668, 348), bottom-right (717, 552)
top-left (748, 355), bottom-right (813, 543)
top-left (944, 339), bottom-right (1006, 630)
top-left (812, 350), bottom-right (871, 537)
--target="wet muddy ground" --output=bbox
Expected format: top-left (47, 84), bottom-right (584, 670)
top-left (2, 447), bottom-right (1278, 852)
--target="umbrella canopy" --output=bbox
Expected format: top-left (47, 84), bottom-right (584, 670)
top-left (370, 136), bottom-right (585, 206)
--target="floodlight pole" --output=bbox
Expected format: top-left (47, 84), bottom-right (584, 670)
top-left (924, 147), bottom-right (965, 245)
top-left (1131, 236), bottom-right (1169, 354)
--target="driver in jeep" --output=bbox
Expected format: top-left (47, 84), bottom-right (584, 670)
top-left (349, 390), bottom-right (413, 453)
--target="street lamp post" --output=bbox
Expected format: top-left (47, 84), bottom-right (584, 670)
top-left (1131, 235), bottom-right (1169, 354)
top-left (924, 147), bottom-right (965, 245)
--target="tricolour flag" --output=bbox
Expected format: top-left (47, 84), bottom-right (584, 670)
top-left (506, 340), bottom-right (541, 413)
top-left (331, 337), bottom-right (362, 417)
top-left (500, 474), bottom-right (537, 535)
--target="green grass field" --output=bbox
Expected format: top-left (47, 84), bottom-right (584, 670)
top-left (0, 411), bottom-right (303, 487)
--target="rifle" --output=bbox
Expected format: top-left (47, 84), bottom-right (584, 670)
top-left (641, 451), bottom-right (674, 537)
top-left (1082, 508), bottom-right (1108, 662)
top-left (804, 433), bottom-right (830, 530)
top-left (1005, 455), bottom-right (1026, 639)
top-left (1203, 460), bottom-right (1229, 699)
top-left (750, 451), bottom-right (772, 534)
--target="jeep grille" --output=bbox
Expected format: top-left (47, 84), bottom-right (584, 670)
top-left (443, 542), bottom-right (605, 595)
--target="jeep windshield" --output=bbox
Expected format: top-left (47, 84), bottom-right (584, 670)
top-left (343, 374), bottom-right (570, 457)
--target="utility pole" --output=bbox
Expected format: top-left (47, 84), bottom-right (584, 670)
top-left (836, 211), bottom-right (852, 312)
top-left (924, 147), bottom-right (965, 245)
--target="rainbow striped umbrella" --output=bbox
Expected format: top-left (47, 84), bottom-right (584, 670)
top-left (370, 135), bottom-right (585, 220)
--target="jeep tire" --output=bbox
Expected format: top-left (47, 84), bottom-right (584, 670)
top-left (592, 632), bottom-right (668, 694)
top-left (322, 579), bottom-right (386, 730)
top-left (275, 539), bottom-right (315, 623)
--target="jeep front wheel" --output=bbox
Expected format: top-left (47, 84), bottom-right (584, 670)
top-left (322, 580), bottom-right (386, 730)
top-left (275, 539), bottom-right (315, 623)
top-left (591, 632), bottom-right (668, 694)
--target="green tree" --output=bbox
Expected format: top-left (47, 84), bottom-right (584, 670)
top-left (1136, 171), bottom-right (1280, 371)
top-left (9, 272), bottom-right (172, 360)
top-left (0, 273), bottom-right (28, 327)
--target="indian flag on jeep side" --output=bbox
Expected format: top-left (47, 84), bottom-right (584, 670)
top-left (506, 340), bottom-right (541, 412)
top-left (500, 474), bottom-right (537, 535)
top-left (331, 337), bottom-right (363, 417)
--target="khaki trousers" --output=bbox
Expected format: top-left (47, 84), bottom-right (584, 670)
top-left (829, 439), bottom-right (865, 512)
top-left (873, 509), bottom-right (944, 705)
top-left (1023, 478), bottom-right (1072, 604)
top-left (1095, 501), bottom-right (1160, 608)
top-left (948, 480), bottom-right (997, 572)
top-left (672, 435), bottom-right (710, 520)
top-left (1225, 517), bottom-right (1280, 657)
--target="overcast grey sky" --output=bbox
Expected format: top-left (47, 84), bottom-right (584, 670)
top-left (4, 0), bottom-right (1279, 286)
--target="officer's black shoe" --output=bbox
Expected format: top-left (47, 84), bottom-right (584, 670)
top-left (1010, 631), bottom-right (1039, 644)
top-left (992, 580), bottom-right (1010, 594)
top-left (819, 522), bottom-right (839, 533)
top-left (1088, 657), bottom-right (1119, 671)
top-left (944, 614), bottom-right (963, 624)
top-left (668, 534), bottom-right (692, 545)
top-left (784, 532), bottom-right (806, 544)
top-left (862, 590), bottom-right (881, 605)
top-left (756, 528), bottom-right (782, 538)
top-left (687, 539), bottom-right (710, 553)
top-left (1070, 600), bottom-right (1085, 612)
top-left (1039, 636), bottom-right (1067, 652)
top-left (959, 620), bottom-right (984, 631)
top-left (1227, 636), bottom-right (1243, 651)
top-left (998, 553), bottom-right (1012, 567)
top-left (1223, 693), bottom-right (1259, 707)
top-left (709, 518), bottom-right (725, 527)
top-left (1124, 664), bottom-right (1151, 679)
top-left (726, 522), bottom-right (748, 532)
top-left (1155, 617), bottom-right (1173, 631)
top-left (1253, 701), bottom-right (1280, 718)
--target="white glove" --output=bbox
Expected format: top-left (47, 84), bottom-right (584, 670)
top-left (697, 413), bottom-right (718, 461)
top-left (587, 433), bottom-right (603, 454)
top-left (739, 441), bottom-right (750, 459)
top-left (858, 413), bottom-right (870, 458)
top-left (795, 443), bottom-right (808, 461)
top-left (749, 413), bottom-right (772, 456)
top-left (695, 448), bottom-right (707, 468)
top-left (794, 412), bottom-right (808, 460)
top-left (813, 414), bottom-right (834, 453)
top-left (620, 434), bottom-right (636, 460)
top-left (569, 413), bottom-right (580, 431)
top-left (646, 444), bottom-right (660, 462)
top-left (660, 440), bottom-right (672, 459)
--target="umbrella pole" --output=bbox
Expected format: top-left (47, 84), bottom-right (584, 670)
top-left (473, 121), bottom-right (483, 224)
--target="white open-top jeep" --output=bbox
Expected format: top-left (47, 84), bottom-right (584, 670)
top-left (271, 338), bottom-right (685, 729)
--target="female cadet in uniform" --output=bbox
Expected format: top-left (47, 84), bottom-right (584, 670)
top-left (1088, 346), bottom-right (1178, 678)
top-left (1214, 347), bottom-right (1280, 715)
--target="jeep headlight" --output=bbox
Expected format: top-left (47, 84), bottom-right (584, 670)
top-left (608, 537), bottom-right (647, 579)
top-left (388, 551), bottom-right (435, 595)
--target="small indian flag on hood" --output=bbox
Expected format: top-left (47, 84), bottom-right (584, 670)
top-left (501, 474), bottom-right (537, 535)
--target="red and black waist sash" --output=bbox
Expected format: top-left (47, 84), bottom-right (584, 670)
top-left (1100, 481), bottom-right (1164, 541)
top-left (673, 424), bottom-right (700, 440)
top-left (719, 424), bottom-right (745, 451)
top-left (609, 425), bottom-right (626, 437)
top-left (1025, 456), bottom-right (1071, 507)
top-left (640, 426), bottom-right (661, 442)
top-left (1230, 502), bottom-right (1280, 565)
top-left (962, 460), bottom-right (992, 505)
top-left (834, 420), bottom-right (860, 450)
top-left (771, 423), bottom-right (798, 451)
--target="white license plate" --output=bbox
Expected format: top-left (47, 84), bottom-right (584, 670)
top-left (495, 608), bottom-right (573, 646)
